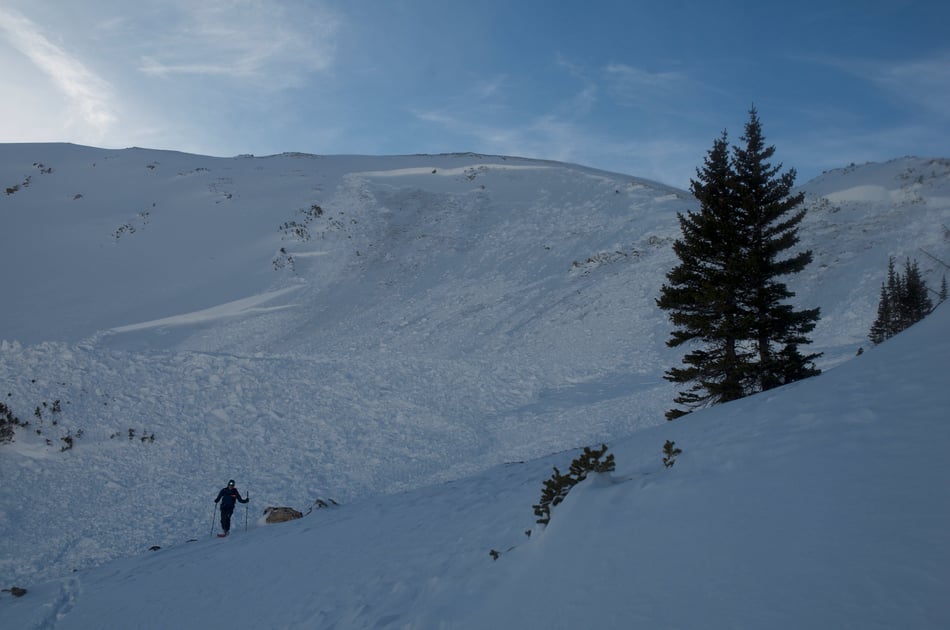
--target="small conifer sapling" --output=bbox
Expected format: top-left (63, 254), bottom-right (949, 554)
top-left (663, 440), bottom-right (683, 468)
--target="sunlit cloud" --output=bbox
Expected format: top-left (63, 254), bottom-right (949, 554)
top-left (137, 1), bottom-right (340, 88)
top-left (0, 8), bottom-right (116, 136)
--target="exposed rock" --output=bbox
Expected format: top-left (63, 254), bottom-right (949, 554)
top-left (263, 506), bottom-right (303, 524)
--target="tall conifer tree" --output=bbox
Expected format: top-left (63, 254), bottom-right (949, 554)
top-left (885, 256), bottom-right (903, 335)
top-left (657, 132), bottom-right (752, 418)
top-left (730, 108), bottom-right (821, 391)
top-left (868, 280), bottom-right (892, 345)
top-left (658, 108), bottom-right (820, 419)
top-left (900, 257), bottom-right (932, 327)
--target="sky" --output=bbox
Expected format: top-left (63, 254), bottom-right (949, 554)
top-left (1, 0), bottom-right (948, 189)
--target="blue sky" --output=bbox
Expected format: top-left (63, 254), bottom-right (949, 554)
top-left (1, 0), bottom-right (947, 189)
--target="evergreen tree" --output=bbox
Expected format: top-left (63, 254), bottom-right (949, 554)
top-left (868, 281), bottom-right (892, 345)
top-left (939, 275), bottom-right (948, 303)
top-left (730, 108), bottom-right (821, 391)
top-left (658, 108), bottom-right (820, 419)
top-left (869, 256), bottom-right (934, 344)
top-left (900, 258), bottom-right (932, 326)
top-left (885, 256), bottom-right (904, 336)
top-left (532, 445), bottom-right (615, 525)
top-left (662, 440), bottom-right (683, 468)
top-left (657, 132), bottom-right (753, 418)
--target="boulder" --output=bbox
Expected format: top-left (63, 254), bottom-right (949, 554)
top-left (263, 506), bottom-right (303, 524)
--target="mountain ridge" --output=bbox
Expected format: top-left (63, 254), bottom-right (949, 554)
top-left (1, 143), bottom-right (948, 588)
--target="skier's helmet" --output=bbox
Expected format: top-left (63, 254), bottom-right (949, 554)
top-left (228, 479), bottom-right (235, 486)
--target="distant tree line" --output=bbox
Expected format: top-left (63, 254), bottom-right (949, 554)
top-left (868, 256), bottom-right (945, 345)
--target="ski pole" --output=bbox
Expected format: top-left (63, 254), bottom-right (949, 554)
top-left (210, 502), bottom-right (217, 537)
top-left (245, 485), bottom-right (250, 532)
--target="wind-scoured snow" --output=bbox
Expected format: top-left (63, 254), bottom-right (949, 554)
top-left (1, 145), bottom-right (948, 628)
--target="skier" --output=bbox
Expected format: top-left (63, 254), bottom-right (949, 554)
top-left (214, 479), bottom-right (249, 536)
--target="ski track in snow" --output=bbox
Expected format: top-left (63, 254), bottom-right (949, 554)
top-left (104, 286), bottom-right (303, 335)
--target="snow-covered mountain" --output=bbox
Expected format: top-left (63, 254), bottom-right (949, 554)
top-left (1, 144), bottom-right (948, 628)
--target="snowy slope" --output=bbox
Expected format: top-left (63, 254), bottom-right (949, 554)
top-left (1, 144), bottom-right (949, 621)
top-left (797, 157), bottom-right (950, 360)
top-left (4, 298), bottom-right (948, 629)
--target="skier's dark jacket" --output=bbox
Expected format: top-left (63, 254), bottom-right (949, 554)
top-left (215, 486), bottom-right (248, 511)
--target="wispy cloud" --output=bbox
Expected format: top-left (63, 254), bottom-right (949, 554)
top-left (411, 57), bottom-right (697, 185)
top-left (414, 108), bottom-right (558, 159)
top-left (602, 63), bottom-right (689, 107)
top-left (806, 51), bottom-right (950, 119)
top-left (413, 106), bottom-right (697, 187)
top-left (870, 54), bottom-right (950, 118)
top-left (550, 57), bottom-right (715, 131)
top-left (137, 1), bottom-right (340, 87)
top-left (471, 75), bottom-right (507, 100)
top-left (0, 8), bottom-right (116, 136)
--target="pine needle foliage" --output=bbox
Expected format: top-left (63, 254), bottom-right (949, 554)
top-left (533, 444), bottom-right (615, 525)
top-left (662, 440), bottom-right (683, 468)
top-left (869, 256), bottom-right (934, 344)
top-left (0, 402), bottom-right (25, 444)
top-left (657, 108), bottom-right (821, 419)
